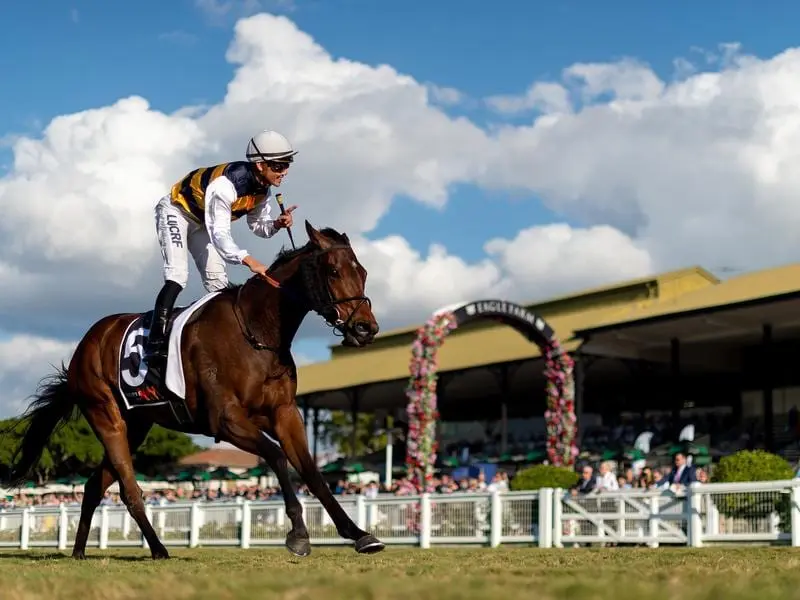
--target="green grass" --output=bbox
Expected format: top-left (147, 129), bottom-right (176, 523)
top-left (2, 546), bottom-right (800, 600)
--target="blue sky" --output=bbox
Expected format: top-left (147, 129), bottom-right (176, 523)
top-left (1, 0), bottom-right (798, 371)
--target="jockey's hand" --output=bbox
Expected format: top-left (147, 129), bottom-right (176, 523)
top-left (242, 255), bottom-right (269, 279)
top-left (274, 205), bottom-right (297, 229)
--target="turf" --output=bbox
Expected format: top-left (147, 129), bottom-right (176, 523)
top-left (2, 546), bottom-right (800, 600)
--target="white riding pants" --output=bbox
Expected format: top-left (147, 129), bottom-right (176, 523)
top-left (154, 195), bottom-right (229, 292)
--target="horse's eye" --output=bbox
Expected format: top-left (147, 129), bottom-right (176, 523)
top-left (330, 268), bottom-right (339, 277)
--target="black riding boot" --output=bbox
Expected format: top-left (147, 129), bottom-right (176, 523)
top-left (144, 280), bottom-right (182, 364)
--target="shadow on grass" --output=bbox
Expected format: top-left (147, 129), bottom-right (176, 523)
top-left (0, 550), bottom-right (196, 562)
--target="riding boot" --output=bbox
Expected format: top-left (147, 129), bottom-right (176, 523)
top-left (144, 280), bottom-right (182, 364)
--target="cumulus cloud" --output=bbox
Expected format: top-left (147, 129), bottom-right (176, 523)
top-left (195, 0), bottom-right (294, 25)
top-left (0, 336), bottom-right (76, 418)
top-left (483, 43), bottom-right (800, 273)
top-left (353, 224), bottom-right (652, 328)
top-left (2, 16), bottom-right (800, 414)
top-left (0, 12), bottom-right (516, 342)
top-left (486, 82), bottom-right (573, 116)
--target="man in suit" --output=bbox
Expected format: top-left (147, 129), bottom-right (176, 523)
top-left (572, 464), bottom-right (597, 495)
top-left (668, 452), bottom-right (697, 488)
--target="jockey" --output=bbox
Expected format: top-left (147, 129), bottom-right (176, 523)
top-left (144, 129), bottom-right (298, 364)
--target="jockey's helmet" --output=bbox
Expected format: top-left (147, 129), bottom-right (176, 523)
top-left (246, 130), bottom-right (298, 163)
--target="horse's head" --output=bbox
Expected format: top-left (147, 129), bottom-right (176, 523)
top-left (294, 221), bottom-right (379, 347)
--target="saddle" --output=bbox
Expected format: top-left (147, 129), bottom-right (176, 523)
top-left (117, 306), bottom-right (193, 425)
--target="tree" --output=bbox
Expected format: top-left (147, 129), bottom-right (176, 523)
top-left (0, 415), bottom-right (201, 484)
top-left (135, 427), bottom-right (201, 476)
top-left (317, 411), bottom-right (387, 457)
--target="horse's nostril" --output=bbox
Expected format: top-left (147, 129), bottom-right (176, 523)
top-left (354, 322), bottom-right (371, 337)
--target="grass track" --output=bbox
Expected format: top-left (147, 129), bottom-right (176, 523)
top-left (3, 546), bottom-right (800, 600)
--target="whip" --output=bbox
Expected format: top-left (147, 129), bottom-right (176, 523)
top-left (275, 193), bottom-right (296, 250)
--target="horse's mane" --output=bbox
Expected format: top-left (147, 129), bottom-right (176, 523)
top-left (221, 226), bottom-right (350, 295)
top-left (268, 227), bottom-right (350, 270)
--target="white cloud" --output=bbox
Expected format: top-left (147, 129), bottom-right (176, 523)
top-left (486, 82), bottom-right (572, 116)
top-left (426, 84), bottom-right (465, 107)
top-left (195, 0), bottom-right (294, 25)
top-left (3, 16), bottom-right (800, 413)
top-left (0, 335), bottom-right (76, 418)
top-left (564, 58), bottom-right (665, 103)
top-left (354, 224), bottom-right (652, 328)
top-left (482, 44), bottom-right (800, 273)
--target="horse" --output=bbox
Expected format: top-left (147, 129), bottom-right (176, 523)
top-left (2, 220), bottom-right (385, 559)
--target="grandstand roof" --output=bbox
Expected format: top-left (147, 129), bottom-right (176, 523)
top-left (296, 265), bottom-right (720, 397)
top-left (179, 447), bottom-right (262, 469)
top-left (573, 262), bottom-right (800, 355)
top-left (575, 262), bottom-right (800, 334)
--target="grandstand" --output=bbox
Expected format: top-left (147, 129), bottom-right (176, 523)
top-left (295, 261), bottom-right (800, 468)
top-left (6, 261), bottom-right (800, 553)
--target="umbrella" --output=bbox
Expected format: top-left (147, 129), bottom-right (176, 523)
top-left (208, 467), bottom-right (245, 481)
top-left (436, 456), bottom-right (462, 468)
top-left (246, 464), bottom-right (272, 477)
top-left (55, 475), bottom-right (89, 486)
top-left (171, 469), bottom-right (212, 482)
top-left (601, 449), bottom-right (620, 460)
top-left (320, 458), bottom-right (366, 474)
top-left (622, 449), bottom-right (647, 461)
top-left (668, 443), bottom-right (709, 456)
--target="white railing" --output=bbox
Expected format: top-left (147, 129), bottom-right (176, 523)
top-left (2, 480), bottom-right (800, 550)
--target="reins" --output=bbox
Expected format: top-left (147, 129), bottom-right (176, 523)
top-left (231, 244), bottom-right (371, 353)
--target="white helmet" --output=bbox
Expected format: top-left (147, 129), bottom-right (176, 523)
top-left (246, 130), bottom-right (298, 163)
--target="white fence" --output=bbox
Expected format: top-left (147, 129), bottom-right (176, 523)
top-left (2, 480), bottom-right (799, 551)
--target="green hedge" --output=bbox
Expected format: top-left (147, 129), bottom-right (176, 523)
top-left (711, 450), bottom-right (795, 484)
top-left (510, 464), bottom-right (578, 491)
top-left (710, 450), bottom-right (795, 531)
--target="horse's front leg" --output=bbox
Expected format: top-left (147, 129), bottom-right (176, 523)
top-left (252, 426), bottom-right (312, 556)
top-left (218, 407), bottom-right (311, 556)
top-left (272, 403), bottom-right (385, 554)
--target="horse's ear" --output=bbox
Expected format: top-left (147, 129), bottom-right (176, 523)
top-left (305, 220), bottom-right (331, 248)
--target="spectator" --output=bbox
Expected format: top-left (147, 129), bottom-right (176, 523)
top-left (636, 466), bottom-right (654, 489)
top-left (596, 461), bottom-right (619, 492)
top-left (572, 464), bottom-right (597, 495)
top-left (667, 452), bottom-right (696, 489)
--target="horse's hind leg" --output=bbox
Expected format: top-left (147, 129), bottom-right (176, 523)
top-left (82, 393), bottom-right (169, 559)
top-left (72, 459), bottom-right (115, 559)
top-left (72, 421), bottom-right (153, 559)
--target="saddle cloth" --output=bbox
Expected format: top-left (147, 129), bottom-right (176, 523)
top-left (117, 291), bottom-right (221, 424)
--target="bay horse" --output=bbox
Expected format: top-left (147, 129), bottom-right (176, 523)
top-left (2, 221), bottom-right (385, 559)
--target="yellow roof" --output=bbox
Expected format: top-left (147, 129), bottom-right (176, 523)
top-left (325, 265), bottom-right (719, 360)
top-left (578, 261), bottom-right (800, 332)
top-left (296, 265), bottom-right (719, 395)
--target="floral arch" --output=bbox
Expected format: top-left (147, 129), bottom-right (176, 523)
top-left (404, 300), bottom-right (578, 492)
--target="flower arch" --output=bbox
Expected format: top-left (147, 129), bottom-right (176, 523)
top-left (404, 300), bottom-right (578, 492)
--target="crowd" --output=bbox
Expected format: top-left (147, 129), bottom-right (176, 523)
top-left (0, 452), bottom-right (724, 509)
top-left (0, 445), bottom-right (734, 511)
top-left (569, 452), bottom-right (709, 497)
top-left (1, 471), bottom-right (512, 509)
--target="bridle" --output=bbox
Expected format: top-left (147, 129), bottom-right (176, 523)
top-left (233, 244), bottom-right (372, 352)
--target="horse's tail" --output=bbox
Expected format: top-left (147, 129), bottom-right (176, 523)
top-left (1, 362), bottom-right (79, 488)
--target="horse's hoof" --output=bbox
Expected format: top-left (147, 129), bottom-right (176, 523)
top-left (71, 551), bottom-right (86, 561)
top-left (355, 534), bottom-right (385, 554)
top-left (286, 532), bottom-right (311, 557)
top-left (151, 547), bottom-right (170, 560)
